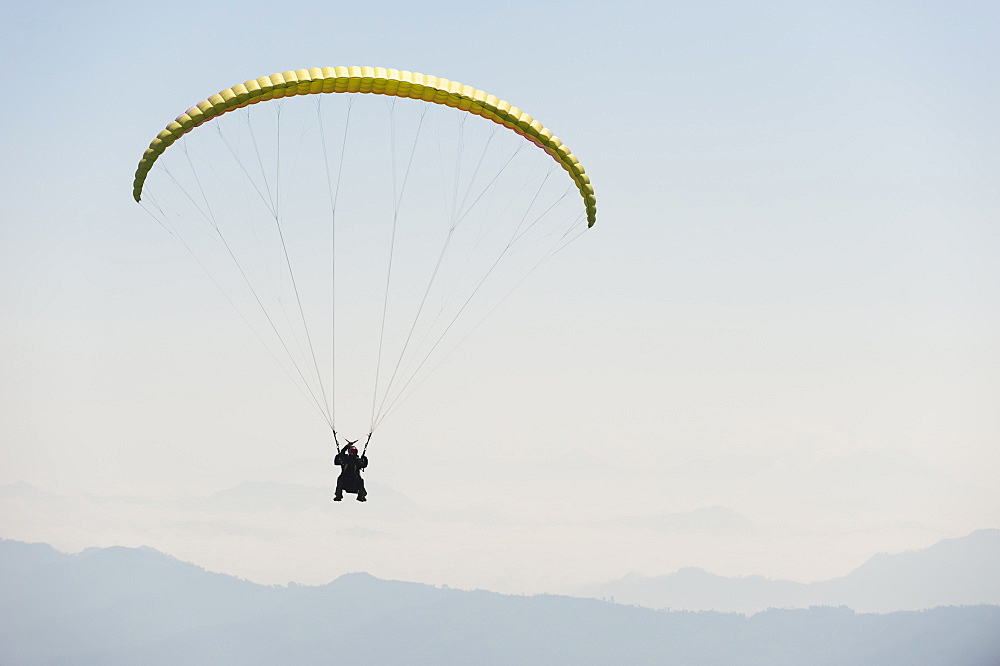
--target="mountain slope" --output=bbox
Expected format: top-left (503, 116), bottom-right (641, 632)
top-left (578, 529), bottom-right (1000, 612)
top-left (1, 539), bottom-right (999, 665)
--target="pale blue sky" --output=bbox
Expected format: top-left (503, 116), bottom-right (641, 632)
top-left (1, 0), bottom-right (998, 591)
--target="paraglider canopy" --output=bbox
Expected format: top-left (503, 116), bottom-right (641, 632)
top-left (133, 65), bottom-right (597, 441)
top-left (133, 66), bottom-right (596, 226)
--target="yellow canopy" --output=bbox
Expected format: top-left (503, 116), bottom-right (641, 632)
top-left (132, 66), bottom-right (596, 226)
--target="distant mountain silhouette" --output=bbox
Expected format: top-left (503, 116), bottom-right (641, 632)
top-left (1, 538), bottom-right (999, 665)
top-left (578, 529), bottom-right (1000, 613)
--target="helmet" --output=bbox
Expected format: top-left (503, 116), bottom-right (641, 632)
top-left (346, 445), bottom-right (358, 455)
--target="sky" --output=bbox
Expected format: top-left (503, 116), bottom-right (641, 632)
top-left (1, 0), bottom-right (998, 596)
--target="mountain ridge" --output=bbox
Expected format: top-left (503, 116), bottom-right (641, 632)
top-left (577, 529), bottom-right (1000, 613)
top-left (1, 538), bottom-right (999, 665)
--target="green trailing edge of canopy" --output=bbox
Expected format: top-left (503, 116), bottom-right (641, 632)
top-left (133, 66), bottom-right (597, 227)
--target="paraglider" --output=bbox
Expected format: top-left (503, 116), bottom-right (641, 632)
top-left (133, 67), bottom-right (597, 501)
top-left (332, 434), bottom-right (369, 502)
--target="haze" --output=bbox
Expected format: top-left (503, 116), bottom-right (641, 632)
top-left (1, 0), bottom-right (998, 595)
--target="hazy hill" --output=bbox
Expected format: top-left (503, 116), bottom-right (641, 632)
top-left (578, 529), bottom-right (1000, 613)
top-left (1, 539), bottom-right (999, 665)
